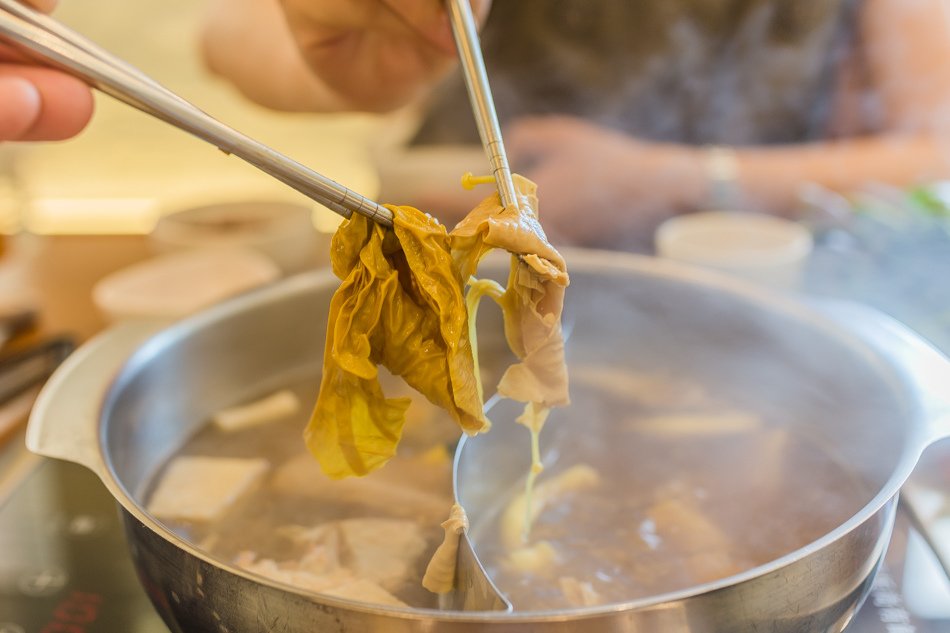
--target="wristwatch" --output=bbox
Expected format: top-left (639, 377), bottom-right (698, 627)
top-left (703, 145), bottom-right (742, 210)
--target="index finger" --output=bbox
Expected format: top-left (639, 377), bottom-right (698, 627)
top-left (23, 0), bottom-right (58, 13)
top-left (381, 0), bottom-right (492, 54)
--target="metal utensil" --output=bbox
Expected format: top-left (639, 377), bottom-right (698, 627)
top-left (0, 308), bottom-right (35, 352)
top-left (26, 253), bottom-right (950, 630)
top-left (421, 15), bottom-right (561, 605)
top-left (446, 0), bottom-right (518, 211)
top-left (0, 1), bottom-right (393, 227)
top-left (444, 388), bottom-right (511, 611)
top-left (0, 336), bottom-right (73, 404)
top-left (0, 337), bottom-right (73, 446)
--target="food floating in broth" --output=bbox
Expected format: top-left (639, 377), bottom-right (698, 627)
top-left (145, 364), bottom-right (871, 611)
top-left (213, 388), bottom-right (300, 433)
top-left (147, 455), bottom-right (268, 523)
top-left (422, 504), bottom-right (469, 594)
top-left (466, 365), bottom-right (871, 610)
top-left (147, 378), bottom-right (455, 608)
top-left (234, 517), bottom-right (429, 607)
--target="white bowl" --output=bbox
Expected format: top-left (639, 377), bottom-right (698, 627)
top-left (93, 248), bottom-right (280, 322)
top-left (655, 211), bottom-right (814, 291)
top-left (150, 200), bottom-right (326, 274)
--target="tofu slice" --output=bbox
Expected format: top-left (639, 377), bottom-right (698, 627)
top-left (570, 365), bottom-right (711, 408)
top-left (626, 411), bottom-right (761, 437)
top-left (237, 554), bottom-right (354, 594)
top-left (147, 456), bottom-right (268, 522)
top-left (213, 389), bottom-right (300, 432)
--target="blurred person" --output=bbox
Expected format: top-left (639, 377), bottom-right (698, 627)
top-left (0, 0), bottom-right (93, 141)
top-left (203, 0), bottom-right (950, 249)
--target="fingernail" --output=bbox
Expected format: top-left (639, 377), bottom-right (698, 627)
top-left (0, 76), bottom-right (42, 140)
top-left (0, 76), bottom-right (41, 105)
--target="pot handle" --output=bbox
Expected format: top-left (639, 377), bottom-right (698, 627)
top-left (813, 299), bottom-right (950, 448)
top-left (26, 319), bottom-right (169, 477)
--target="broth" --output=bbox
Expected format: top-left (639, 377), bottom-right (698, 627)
top-left (470, 364), bottom-right (873, 609)
top-left (146, 366), bottom-right (872, 611)
top-left (148, 372), bottom-right (456, 609)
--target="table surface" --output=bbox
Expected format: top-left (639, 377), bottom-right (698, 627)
top-left (0, 234), bottom-right (152, 343)
top-left (0, 233), bottom-right (152, 476)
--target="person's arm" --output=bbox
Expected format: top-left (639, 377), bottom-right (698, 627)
top-left (0, 0), bottom-right (93, 141)
top-left (202, 0), bottom-right (490, 112)
top-left (505, 0), bottom-right (950, 248)
top-left (729, 0), bottom-right (950, 213)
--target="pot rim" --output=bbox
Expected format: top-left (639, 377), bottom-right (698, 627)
top-left (97, 249), bottom-right (929, 622)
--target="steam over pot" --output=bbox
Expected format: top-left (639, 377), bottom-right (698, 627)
top-left (27, 250), bottom-right (950, 632)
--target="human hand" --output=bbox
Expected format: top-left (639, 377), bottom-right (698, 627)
top-left (505, 116), bottom-right (703, 251)
top-left (0, 1), bottom-right (93, 141)
top-left (276, 0), bottom-right (491, 111)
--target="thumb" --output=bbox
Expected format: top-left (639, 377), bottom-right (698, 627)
top-left (0, 76), bottom-right (41, 141)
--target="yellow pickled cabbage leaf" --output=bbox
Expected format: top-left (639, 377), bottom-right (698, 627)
top-left (306, 207), bottom-right (489, 478)
top-left (308, 175), bottom-right (569, 480)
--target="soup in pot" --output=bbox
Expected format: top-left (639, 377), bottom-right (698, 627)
top-left (468, 365), bottom-right (871, 609)
top-left (145, 365), bottom-right (872, 611)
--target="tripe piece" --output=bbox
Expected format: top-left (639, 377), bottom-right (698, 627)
top-left (422, 504), bottom-right (469, 594)
top-left (235, 552), bottom-right (408, 607)
top-left (559, 576), bottom-right (603, 607)
top-left (212, 389), bottom-right (300, 432)
top-left (321, 578), bottom-right (408, 607)
top-left (450, 175), bottom-right (569, 410)
top-left (280, 523), bottom-right (342, 576)
top-left (337, 518), bottom-right (428, 591)
top-left (451, 176), bottom-right (570, 538)
top-left (649, 497), bottom-right (741, 583)
top-left (235, 551), bottom-right (349, 590)
top-left (507, 540), bottom-right (559, 574)
top-left (147, 455), bottom-right (268, 522)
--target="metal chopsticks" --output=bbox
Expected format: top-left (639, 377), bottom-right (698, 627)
top-left (0, 0), bottom-right (393, 227)
top-left (445, 0), bottom-right (519, 211)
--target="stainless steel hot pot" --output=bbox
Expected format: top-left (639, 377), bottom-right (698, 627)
top-left (27, 250), bottom-right (950, 632)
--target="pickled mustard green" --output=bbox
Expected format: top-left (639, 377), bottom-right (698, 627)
top-left (307, 176), bottom-right (569, 482)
